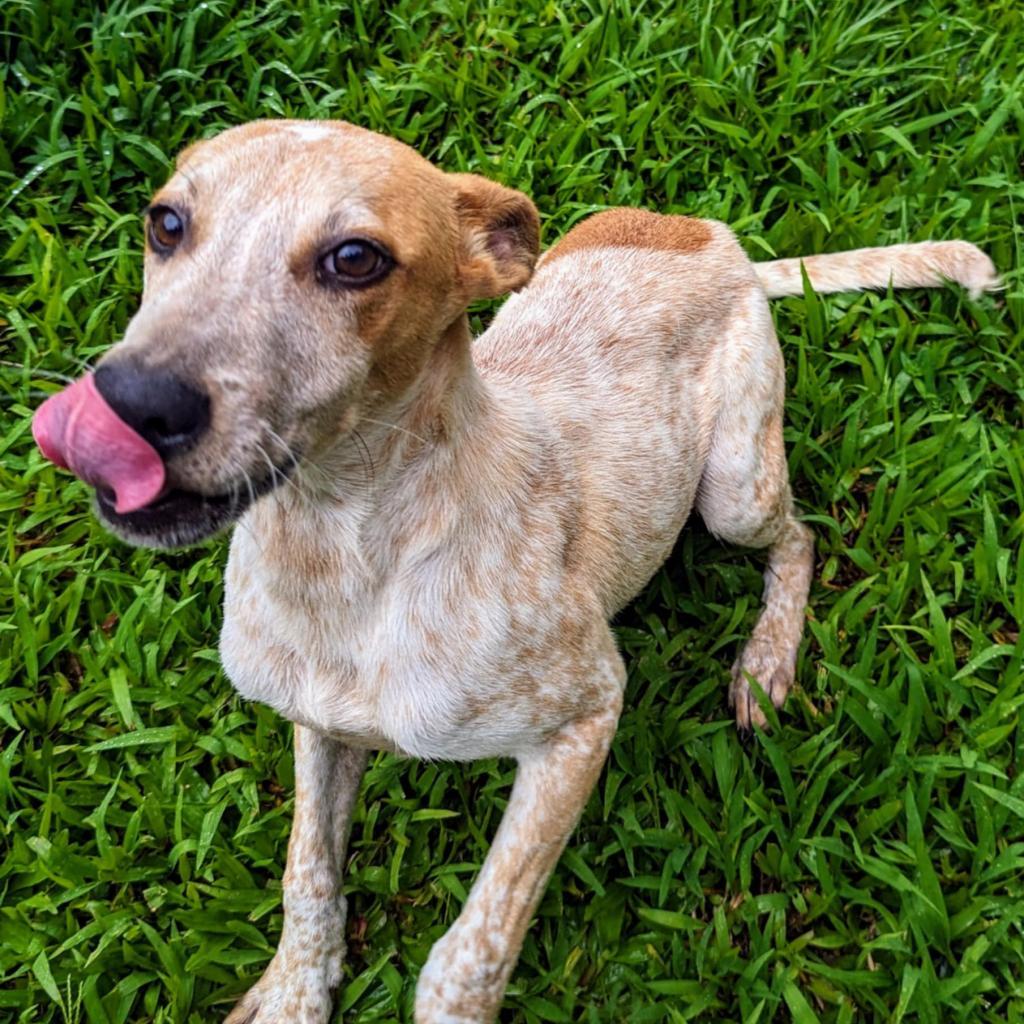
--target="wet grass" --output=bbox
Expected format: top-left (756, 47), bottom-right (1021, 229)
top-left (2, 1), bottom-right (1023, 1021)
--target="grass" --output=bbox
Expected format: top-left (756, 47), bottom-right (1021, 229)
top-left (1, 0), bottom-right (1023, 1021)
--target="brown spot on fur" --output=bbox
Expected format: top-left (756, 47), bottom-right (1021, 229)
top-left (545, 208), bottom-right (712, 264)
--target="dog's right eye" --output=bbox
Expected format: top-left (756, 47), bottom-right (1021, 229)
top-left (317, 239), bottom-right (393, 288)
top-left (148, 207), bottom-right (186, 255)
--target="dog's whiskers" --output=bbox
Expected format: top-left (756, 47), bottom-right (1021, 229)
top-left (227, 477), bottom-right (266, 554)
top-left (359, 415), bottom-right (428, 446)
top-left (255, 440), bottom-right (312, 504)
top-left (227, 466), bottom-right (270, 555)
top-left (349, 429), bottom-right (376, 488)
top-left (264, 427), bottom-right (355, 495)
top-left (241, 466), bottom-right (258, 511)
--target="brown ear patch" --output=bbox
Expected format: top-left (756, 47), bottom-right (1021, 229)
top-left (545, 208), bottom-right (712, 264)
top-left (451, 173), bottom-right (541, 299)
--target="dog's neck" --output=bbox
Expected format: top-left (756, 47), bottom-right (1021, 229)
top-left (244, 312), bottom-right (533, 583)
top-left (364, 314), bottom-right (487, 460)
top-left (322, 313), bottom-right (495, 494)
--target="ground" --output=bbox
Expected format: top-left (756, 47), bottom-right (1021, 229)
top-left (1, 1), bottom-right (1023, 1022)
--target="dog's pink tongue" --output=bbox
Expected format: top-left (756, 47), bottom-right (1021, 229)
top-left (32, 374), bottom-right (166, 514)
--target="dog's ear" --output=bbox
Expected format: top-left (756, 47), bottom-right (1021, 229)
top-left (451, 173), bottom-right (540, 300)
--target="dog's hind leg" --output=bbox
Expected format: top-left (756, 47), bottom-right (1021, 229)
top-left (697, 289), bottom-right (814, 730)
top-left (224, 727), bottom-right (366, 1024)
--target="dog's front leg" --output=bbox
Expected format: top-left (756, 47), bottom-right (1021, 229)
top-left (415, 692), bottom-right (622, 1024)
top-left (225, 726), bottom-right (367, 1024)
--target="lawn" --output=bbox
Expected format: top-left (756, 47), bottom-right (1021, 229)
top-left (2, 1), bottom-right (1023, 1021)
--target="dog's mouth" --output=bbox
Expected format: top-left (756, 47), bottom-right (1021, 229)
top-left (94, 466), bottom-right (292, 548)
top-left (32, 369), bottom-right (299, 549)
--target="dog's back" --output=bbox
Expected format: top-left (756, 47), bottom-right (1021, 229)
top-left (475, 209), bottom-right (764, 612)
top-left (475, 208), bottom-right (1000, 614)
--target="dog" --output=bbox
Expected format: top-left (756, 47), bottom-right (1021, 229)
top-left (32, 119), bottom-right (999, 1023)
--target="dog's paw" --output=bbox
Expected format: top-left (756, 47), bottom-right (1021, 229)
top-left (224, 956), bottom-right (335, 1024)
top-left (415, 931), bottom-right (506, 1023)
top-left (415, 983), bottom-right (499, 1024)
top-left (729, 639), bottom-right (795, 731)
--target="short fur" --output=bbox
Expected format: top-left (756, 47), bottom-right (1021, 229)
top-left (87, 120), bottom-right (999, 1023)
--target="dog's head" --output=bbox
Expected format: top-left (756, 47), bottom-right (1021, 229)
top-left (33, 120), bottom-right (540, 547)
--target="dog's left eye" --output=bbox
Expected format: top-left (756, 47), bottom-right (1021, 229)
top-left (148, 206), bottom-right (186, 254)
top-left (318, 239), bottom-right (392, 287)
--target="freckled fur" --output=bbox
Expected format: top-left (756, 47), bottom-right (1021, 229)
top-left (87, 119), bottom-right (1000, 1024)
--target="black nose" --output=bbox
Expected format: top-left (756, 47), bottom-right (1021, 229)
top-left (94, 362), bottom-right (211, 457)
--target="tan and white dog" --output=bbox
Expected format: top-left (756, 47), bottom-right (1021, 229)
top-left (32, 120), bottom-right (999, 1023)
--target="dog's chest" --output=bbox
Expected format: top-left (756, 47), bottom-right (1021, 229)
top-left (219, 526), bottom-right (569, 760)
top-left (220, 593), bottom-right (385, 749)
top-left (220, 563), bottom-right (407, 751)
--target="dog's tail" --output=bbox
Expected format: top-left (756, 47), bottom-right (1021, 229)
top-left (754, 241), bottom-right (1000, 300)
